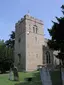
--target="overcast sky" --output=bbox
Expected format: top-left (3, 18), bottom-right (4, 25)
top-left (0, 0), bottom-right (64, 41)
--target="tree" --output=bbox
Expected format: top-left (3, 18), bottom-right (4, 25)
top-left (5, 31), bottom-right (15, 48)
top-left (0, 40), bottom-right (13, 73)
top-left (5, 31), bottom-right (15, 62)
top-left (47, 5), bottom-right (64, 64)
top-left (0, 40), bottom-right (6, 59)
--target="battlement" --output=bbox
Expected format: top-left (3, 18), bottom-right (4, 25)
top-left (24, 14), bottom-right (43, 24)
top-left (15, 14), bottom-right (43, 27)
top-left (15, 17), bottom-right (25, 27)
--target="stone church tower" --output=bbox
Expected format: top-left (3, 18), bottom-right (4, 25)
top-left (14, 14), bottom-right (45, 71)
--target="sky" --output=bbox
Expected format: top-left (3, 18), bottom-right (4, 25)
top-left (0, 0), bottom-right (64, 41)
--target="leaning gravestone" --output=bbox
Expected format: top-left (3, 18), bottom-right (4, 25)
top-left (13, 66), bottom-right (19, 81)
top-left (40, 66), bottom-right (52, 85)
top-left (9, 68), bottom-right (13, 80)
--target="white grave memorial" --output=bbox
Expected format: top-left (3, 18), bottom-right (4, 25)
top-left (9, 68), bottom-right (13, 80)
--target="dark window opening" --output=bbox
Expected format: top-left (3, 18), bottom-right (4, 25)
top-left (18, 38), bottom-right (21, 43)
top-left (46, 51), bottom-right (51, 64)
top-left (36, 54), bottom-right (38, 58)
top-left (33, 25), bottom-right (38, 33)
top-left (18, 53), bottom-right (21, 64)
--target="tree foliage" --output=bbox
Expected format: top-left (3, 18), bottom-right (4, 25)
top-left (0, 40), bottom-right (13, 73)
top-left (48, 5), bottom-right (64, 63)
top-left (0, 31), bottom-right (15, 73)
top-left (5, 31), bottom-right (15, 64)
top-left (5, 31), bottom-right (15, 48)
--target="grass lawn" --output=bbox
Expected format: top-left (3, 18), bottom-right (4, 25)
top-left (0, 70), bottom-right (62, 85)
top-left (0, 71), bottom-right (42, 85)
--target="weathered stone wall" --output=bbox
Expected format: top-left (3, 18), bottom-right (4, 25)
top-left (14, 18), bottom-right (26, 71)
top-left (25, 15), bottom-right (44, 71)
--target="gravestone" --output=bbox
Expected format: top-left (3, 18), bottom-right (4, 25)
top-left (61, 68), bottom-right (64, 85)
top-left (13, 66), bottom-right (19, 81)
top-left (9, 68), bottom-right (13, 80)
top-left (40, 65), bottom-right (52, 85)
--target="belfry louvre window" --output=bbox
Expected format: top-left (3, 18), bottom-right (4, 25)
top-left (33, 27), bottom-right (35, 33)
top-left (33, 25), bottom-right (38, 33)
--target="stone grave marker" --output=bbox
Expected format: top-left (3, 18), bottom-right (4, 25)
top-left (9, 68), bottom-right (13, 80)
top-left (40, 65), bottom-right (52, 85)
top-left (13, 66), bottom-right (19, 81)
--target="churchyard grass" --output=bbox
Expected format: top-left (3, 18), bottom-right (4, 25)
top-left (0, 70), bottom-right (62, 85)
top-left (0, 72), bottom-right (33, 85)
top-left (0, 71), bottom-right (42, 85)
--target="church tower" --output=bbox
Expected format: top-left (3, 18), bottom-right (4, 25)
top-left (14, 14), bottom-right (44, 71)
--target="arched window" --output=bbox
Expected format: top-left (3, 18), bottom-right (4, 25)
top-left (46, 51), bottom-right (51, 64)
top-left (33, 27), bottom-right (35, 33)
top-left (36, 27), bottom-right (38, 33)
top-left (33, 25), bottom-right (38, 33)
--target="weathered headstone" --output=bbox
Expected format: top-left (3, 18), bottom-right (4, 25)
top-left (9, 68), bottom-right (13, 80)
top-left (61, 68), bottom-right (64, 85)
top-left (13, 66), bottom-right (19, 81)
top-left (40, 65), bottom-right (52, 85)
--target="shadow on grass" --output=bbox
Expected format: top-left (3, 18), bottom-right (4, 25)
top-left (15, 81), bottom-right (42, 85)
top-left (15, 71), bottom-right (42, 85)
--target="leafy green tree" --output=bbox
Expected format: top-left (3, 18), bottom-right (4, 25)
top-left (0, 40), bottom-right (12, 73)
top-left (5, 31), bottom-right (15, 48)
top-left (5, 31), bottom-right (15, 62)
top-left (0, 40), bottom-right (6, 59)
top-left (47, 5), bottom-right (64, 64)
